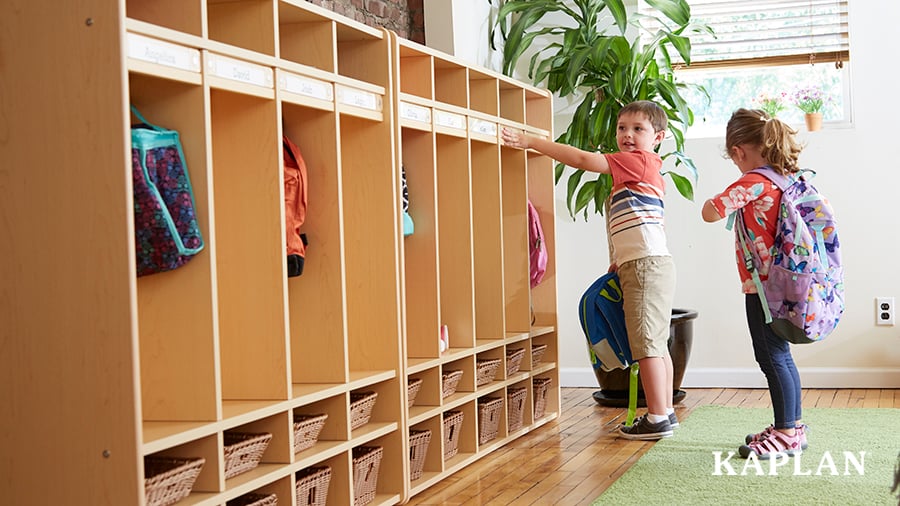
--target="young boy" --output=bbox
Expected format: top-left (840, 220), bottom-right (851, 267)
top-left (501, 100), bottom-right (677, 440)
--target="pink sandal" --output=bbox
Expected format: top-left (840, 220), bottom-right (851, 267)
top-left (745, 424), bottom-right (808, 450)
top-left (739, 429), bottom-right (803, 459)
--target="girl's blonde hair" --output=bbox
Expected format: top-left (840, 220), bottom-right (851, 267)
top-left (724, 108), bottom-right (803, 175)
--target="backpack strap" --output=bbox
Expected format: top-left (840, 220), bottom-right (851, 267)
top-left (728, 211), bottom-right (773, 323)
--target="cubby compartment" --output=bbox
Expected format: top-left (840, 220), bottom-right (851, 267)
top-left (222, 413), bottom-right (286, 484)
top-left (352, 433), bottom-right (403, 506)
top-left (525, 88), bottom-right (553, 132)
top-left (144, 434), bottom-right (220, 498)
top-left (397, 43), bottom-right (434, 100)
top-left (441, 357), bottom-right (474, 400)
top-left (499, 81), bottom-right (525, 123)
top-left (126, 0), bottom-right (204, 37)
top-left (281, 101), bottom-right (349, 386)
top-left (128, 72), bottom-right (219, 425)
top-left (436, 134), bottom-right (476, 348)
top-left (408, 368), bottom-right (442, 419)
top-left (527, 151), bottom-right (558, 329)
top-left (468, 69), bottom-right (499, 116)
top-left (500, 144), bottom-right (532, 334)
top-left (207, 0), bottom-right (276, 57)
top-left (470, 139), bottom-right (505, 341)
top-left (293, 394), bottom-right (348, 457)
top-left (209, 87), bottom-right (290, 403)
top-left (349, 379), bottom-right (401, 442)
top-left (475, 347), bottom-right (504, 388)
top-left (433, 57), bottom-right (468, 108)
top-left (339, 113), bottom-right (403, 375)
top-left (278, 0), bottom-right (337, 73)
top-left (401, 127), bottom-right (441, 360)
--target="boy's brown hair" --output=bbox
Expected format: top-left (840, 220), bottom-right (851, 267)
top-left (620, 100), bottom-right (668, 133)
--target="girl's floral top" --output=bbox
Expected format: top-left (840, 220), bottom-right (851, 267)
top-left (710, 171), bottom-right (782, 294)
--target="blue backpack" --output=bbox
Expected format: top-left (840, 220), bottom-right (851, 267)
top-left (579, 272), bottom-right (641, 423)
top-left (730, 167), bottom-right (844, 344)
top-left (578, 272), bottom-right (632, 372)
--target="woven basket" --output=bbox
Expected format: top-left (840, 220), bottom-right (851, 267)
top-left (505, 347), bottom-right (526, 376)
top-left (506, 387), bottom-right (528, 432)
top-left (442, 410), bottom-right (464, 460)
top-left (441, 370), bottom-right (463, 398)
top-left (531, 343), bottom-right (548, 366)
top-left (475, 358), bottom-right (501, 386)
top-left (477, 397), bottom-right (503, 444)
top-left (352, 446), bottom-right (383, 506)
top-left (295, 466), bottom-right (331, 506)
top-left (349, 391), bottom-right (378, 430)
top-left (144, 456), bottom-right (205, 506)
top-left (226, 492), bottom-right (278, 506)
top-left (533, 377), bottom-right (553, 419)
top-left (293, 413), bottom-right (328, 454)
top-left (223, 432), bottom-right (272, 479)
top-left (408, 429), bottom-right (432, 480)
top-left (407, 377), bottom-right (423, 409)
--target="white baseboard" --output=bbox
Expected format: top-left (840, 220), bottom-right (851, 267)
top-left (560, 367), bottom-right (900, 389)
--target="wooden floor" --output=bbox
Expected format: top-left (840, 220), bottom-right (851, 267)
top-left (406, 387), bottom-right (899, 505)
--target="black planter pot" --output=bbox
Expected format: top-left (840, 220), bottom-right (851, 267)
top-left (592, 308), bottom-right (699, 407)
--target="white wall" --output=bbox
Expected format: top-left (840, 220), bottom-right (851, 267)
top-left (427, 1), bottom-right (900, 388)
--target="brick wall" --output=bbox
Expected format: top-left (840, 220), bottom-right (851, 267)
top-left (306, 0), bottom-right (425, 44)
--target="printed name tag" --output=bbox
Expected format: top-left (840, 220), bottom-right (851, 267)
top-left (337, 87), bottom-right (381, 111)
top-left (400, 102), bottom-right (431, 123)
top-left (434, 110), bottom-right (465, 130)
top-left (207, 54), bottom-right (273, 88)
top-left (280, 73), bottom-right (333, 101)
top-left (127, 33), bottom-right (200, 72)
top-left (470, 119), bottom-right (497, 136)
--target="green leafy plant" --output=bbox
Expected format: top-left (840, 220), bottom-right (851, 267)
top-left (489, 0), bottom-right (710, 218)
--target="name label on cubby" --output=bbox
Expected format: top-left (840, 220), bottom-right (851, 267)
top-left (280, 73), bottom-right (334, 102)
top-left (206, 54), bottom-right (273, 88)
top-left (399, 102), bottom-right (432, 124)
top-left (336, 86), bottom-right (382, 112)
top-left (127, 33), bottom-right (200, 73)
top-left (469, 119), bottom-right (497, 136)
top-left (434, 110), bottom-right (466, 131)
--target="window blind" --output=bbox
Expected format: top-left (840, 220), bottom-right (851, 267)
top-left (642, 0), bottom-right (849, 70)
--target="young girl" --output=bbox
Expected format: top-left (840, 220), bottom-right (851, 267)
top-left (701, 108), bottom-right (808, 459)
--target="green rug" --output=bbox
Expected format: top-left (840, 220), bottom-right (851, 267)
top-left (594, 406), bottom-right (900, 506)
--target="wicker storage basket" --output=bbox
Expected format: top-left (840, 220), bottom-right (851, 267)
top-left (533, 377), bottom-right (553, 419)
top-left (408, 429), bottom-right (432, 480)
top-left (226, 492), bottom-right (278, 506)
top-left (407, 377), bottom-right (423, 408)
top-left (475, 358), bottom-right (501, 386)
top-left (223, 432), bottom-right (272, 479)
top-left (352, 446), bottom-right (384, 506)
top-left (144, 456), bottom-right (206, 506)
top-left (505, 347), bottom-right (526, 376)
top-left (349, 391), bottom-right (378, 430)
top-left (295, 466), bottom-right (331, 506)
top-left (293, 413), bottom-right (328, 454)
top-left (531, 343), bottom-right (548, 366)
top-left (506, 387), bottom-right (528, 432)
top-left (442, 410), bottom-right (464, 460)
top-left (441, 370), bottom-right (463, 398)
top-left (477, 397), bottom-right (503, 444)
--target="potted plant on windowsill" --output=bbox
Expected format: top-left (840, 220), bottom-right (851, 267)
top-left (791, 84), bottom-right (831, 131)
top-left (489, 0), bottom-right (709, 404)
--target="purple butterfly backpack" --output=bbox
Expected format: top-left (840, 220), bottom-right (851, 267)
top-left (733, 167), bottom-right (844, 344)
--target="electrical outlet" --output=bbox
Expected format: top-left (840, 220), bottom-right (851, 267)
top-left (876, 297), bottom-right (894, 326)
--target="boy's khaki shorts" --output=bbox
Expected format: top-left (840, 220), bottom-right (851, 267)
top-left (617, 255), bottom-right (676, 360)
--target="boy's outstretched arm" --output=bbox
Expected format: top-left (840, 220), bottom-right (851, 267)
top-left (501, 128), bottom-right (610, 174)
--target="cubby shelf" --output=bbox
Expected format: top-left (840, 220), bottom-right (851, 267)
top-left (2, 1), bottom-right (558, 505)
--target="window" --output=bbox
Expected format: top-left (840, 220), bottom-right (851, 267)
top-left (641, 0), bottom-right (851, 136)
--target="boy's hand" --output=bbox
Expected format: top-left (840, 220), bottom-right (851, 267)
top-left (501, 127), bottom-right (530, 149)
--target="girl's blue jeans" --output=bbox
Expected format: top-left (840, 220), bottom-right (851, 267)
top-left (746, 294), bottom-right (802, 429)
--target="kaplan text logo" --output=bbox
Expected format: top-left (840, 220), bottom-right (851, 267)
top-left (712, 451), bottom-right (866, 476)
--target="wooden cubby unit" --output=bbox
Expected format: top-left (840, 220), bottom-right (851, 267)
top-left (3, 2), bottom-right (558, 504)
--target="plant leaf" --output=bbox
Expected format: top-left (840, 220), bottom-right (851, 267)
top-left (665, 170), bottom-right (694, 201)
